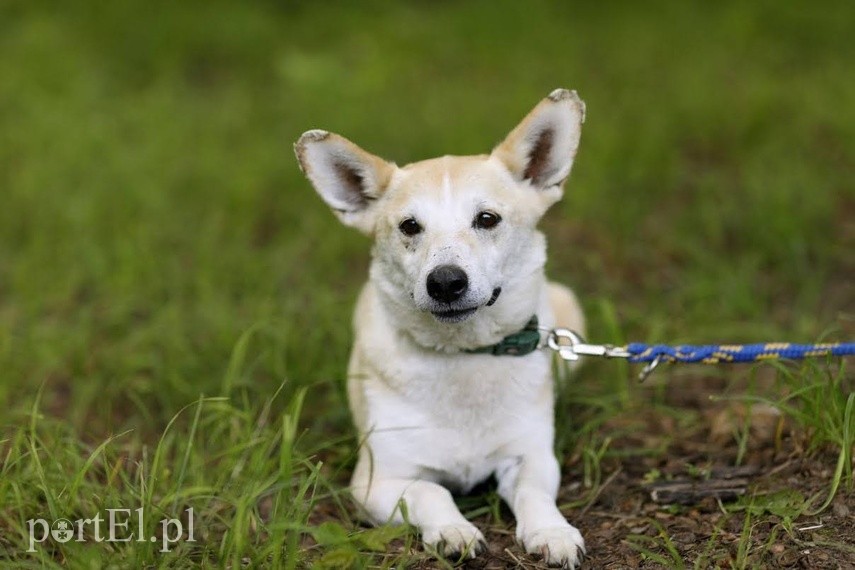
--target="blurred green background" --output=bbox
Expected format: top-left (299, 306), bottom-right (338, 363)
top-left (3, 0), bottom-right (852, 424)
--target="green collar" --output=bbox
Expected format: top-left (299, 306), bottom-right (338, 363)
top-left (464, 316), bottom-right (541, 356)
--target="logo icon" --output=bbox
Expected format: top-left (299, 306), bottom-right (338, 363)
top-left (51, 519), bottom-right (74, 543)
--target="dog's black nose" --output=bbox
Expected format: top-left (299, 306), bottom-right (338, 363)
top-left (426, 265), bottom-right (469, 303)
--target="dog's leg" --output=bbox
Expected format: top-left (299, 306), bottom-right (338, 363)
top-left (352, 476), bottom-right (486, 559)
top-left (496, 453), bottom-right (585, 568)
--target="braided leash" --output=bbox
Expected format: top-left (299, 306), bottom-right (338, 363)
top-left (627, 342), bottom-right (855, 364)
top-left (545, 329), bottom-right (855, 381)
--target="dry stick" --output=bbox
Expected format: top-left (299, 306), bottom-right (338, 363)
top-left (579, 468), bottom-right (623, 518)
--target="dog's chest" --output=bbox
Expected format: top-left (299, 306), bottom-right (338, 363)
top-left (376, 345), bottom-right (550, 418)
top-left (360, 347), bottom-right (554, 487)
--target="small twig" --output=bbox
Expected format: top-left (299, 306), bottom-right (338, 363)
top-left (503, 547), bottom-right (524, 565)
top-left (648, 476), bottom-right (749, 504)
top-left (797, 522), bottom-right (824, 532)
top-left (766, 458), bottom-right (796, 477)
top-left (579, 468), bottom-right (622, 518)
top-left (585, 510), bottom-right (642, 521)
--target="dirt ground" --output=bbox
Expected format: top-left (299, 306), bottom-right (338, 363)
top-left (463, 455), bottom-right (855, 569)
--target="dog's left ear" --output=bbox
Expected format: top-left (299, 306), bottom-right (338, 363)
top-left (294, 130), bottom-right (396, 234)
top-left (491, 88), bottom-right (585, 209)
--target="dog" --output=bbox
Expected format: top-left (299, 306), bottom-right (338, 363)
top-left (294, 88), bottom-right (587, 568)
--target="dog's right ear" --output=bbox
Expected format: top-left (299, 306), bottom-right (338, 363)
top-left (294, 130), bottom-right (396, 234)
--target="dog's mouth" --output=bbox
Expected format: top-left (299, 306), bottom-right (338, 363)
top-left (431, 307), bottom-right (478, 323)
top-left (429, 288), bottom-right (502, 324)
top-left (486, 287), bottom-right (502, 306)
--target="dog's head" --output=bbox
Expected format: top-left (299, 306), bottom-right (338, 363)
top-left (295, 89), bottom-right (584, 346)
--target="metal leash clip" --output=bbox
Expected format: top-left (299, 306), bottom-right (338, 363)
top-left (545, 328), bottom-right (662, 381)
top-left (546, 328), bottom-right (632, 362)
top-left (636, 355), bottom-right (663, 382)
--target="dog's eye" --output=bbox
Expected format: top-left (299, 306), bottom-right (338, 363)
top-left (473, 211), bottom-right (501, 230)
top-left (399, 218), bottom-right (423, 236)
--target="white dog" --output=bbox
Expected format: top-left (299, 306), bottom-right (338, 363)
top-left (295, 89), bottom-right (587, 568)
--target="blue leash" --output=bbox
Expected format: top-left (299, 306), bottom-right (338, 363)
top-left (626, 341), bottom-right (855, 364)
top-left (545, 328), bottom-right (855, 381)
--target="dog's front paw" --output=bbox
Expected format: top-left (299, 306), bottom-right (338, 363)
top-left (521, 525), bottom-right (586, 568)
top-left (422, 522), bottom-right (486, 560)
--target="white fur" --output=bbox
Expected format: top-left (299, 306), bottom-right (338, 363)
top-left (295, 89), bottom-right (587, 567)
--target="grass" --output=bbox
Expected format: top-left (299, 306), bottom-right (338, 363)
top-left (0, 0), bottom-right (853, 567)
